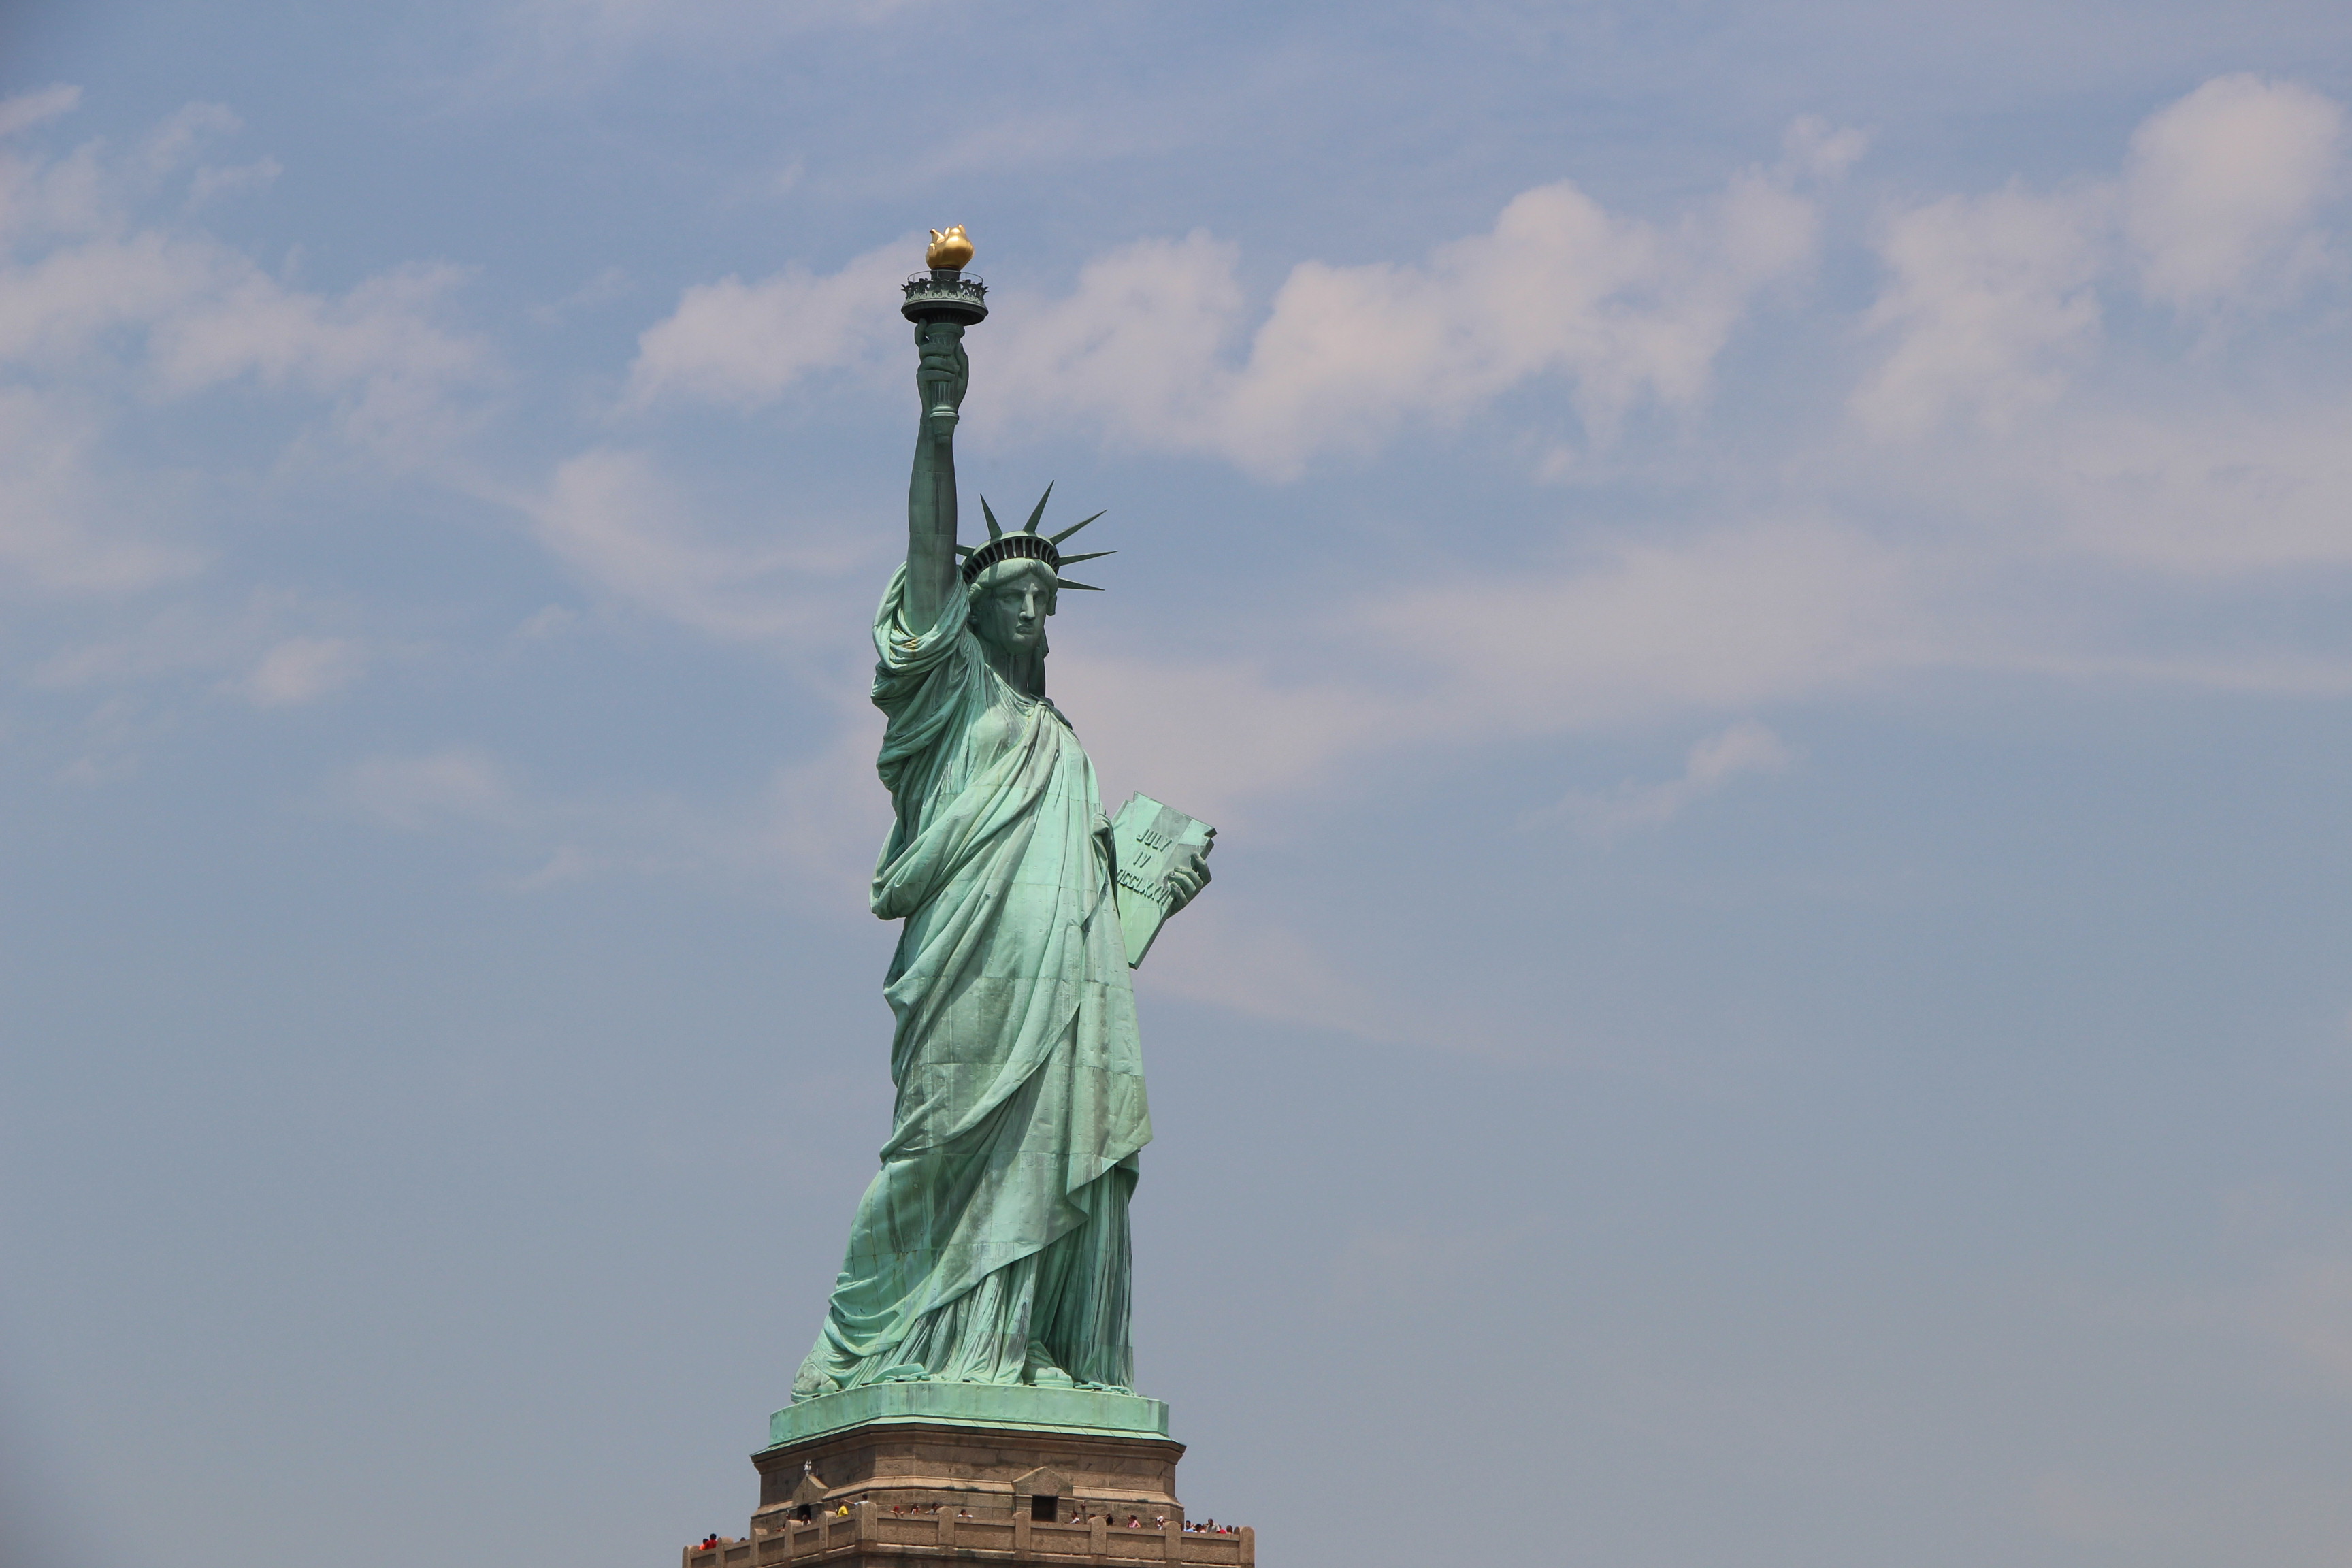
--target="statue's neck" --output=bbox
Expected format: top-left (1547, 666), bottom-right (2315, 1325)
top-left (981, 641), bottom-right (1045, 698)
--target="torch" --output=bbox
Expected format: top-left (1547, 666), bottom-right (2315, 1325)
top-left (902, 226), bottom-right (987, 431)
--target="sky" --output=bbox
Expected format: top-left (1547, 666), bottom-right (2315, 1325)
top-left (5, 2), bottom-right (2352, 1565)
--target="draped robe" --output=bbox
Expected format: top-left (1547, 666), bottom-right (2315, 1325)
top-left (791, 567), bottom-right (1150, 1399)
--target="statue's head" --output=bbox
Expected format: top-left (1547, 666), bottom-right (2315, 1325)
top-left (956, 485), bottom-right (1112, 666)
top-left (967, 556), bottom-right (1056, 655)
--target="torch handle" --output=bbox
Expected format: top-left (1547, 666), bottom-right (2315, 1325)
top-left (915, 320), bottom-right (966, 438)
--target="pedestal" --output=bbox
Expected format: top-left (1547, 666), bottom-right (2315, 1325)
top-left (679, 1387), bottom-right (1256, 1567)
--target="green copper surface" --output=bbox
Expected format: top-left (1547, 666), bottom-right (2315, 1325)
top-left (787, 311), bottom-right (1211, 1407)
top-left (768, 1383), bottom-right (1171, 1449)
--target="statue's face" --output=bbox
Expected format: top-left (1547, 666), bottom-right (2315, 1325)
top-left (971, 566), bottom-right (1054, 653)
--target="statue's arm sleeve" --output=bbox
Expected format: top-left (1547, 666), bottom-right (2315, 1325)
top-left (872, 566), bottom-right (975, 771)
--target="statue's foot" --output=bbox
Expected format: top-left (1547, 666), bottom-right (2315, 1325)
top-left (792, 1352), bottom-right (845, 1400)
top-left (1022, 1341), bottom-right (1076, 1388)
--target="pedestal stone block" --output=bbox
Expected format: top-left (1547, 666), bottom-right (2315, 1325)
top-left (769, 1382), bottom-right (1171, 1447)
top-left (675, 1388), bottom-right (1255, 1568)
top-left (683, 1499), bottom-right (1255, 1568)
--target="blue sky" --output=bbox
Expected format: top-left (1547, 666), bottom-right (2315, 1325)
top-left (6, 3), bottom-right (2352, 1565)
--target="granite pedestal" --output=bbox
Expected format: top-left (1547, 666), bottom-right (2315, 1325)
top-left (680, 1387), bottom-right (1254, 1568)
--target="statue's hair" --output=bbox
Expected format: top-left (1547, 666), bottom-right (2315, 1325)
top-left (965, 554), bottom-right (1058, 608)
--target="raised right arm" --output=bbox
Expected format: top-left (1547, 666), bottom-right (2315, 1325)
top-left (903, 322), bottom-right (968, 634)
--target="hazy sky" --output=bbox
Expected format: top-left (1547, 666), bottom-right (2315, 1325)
top-left (7, 3), bottom-right (2352, 1565)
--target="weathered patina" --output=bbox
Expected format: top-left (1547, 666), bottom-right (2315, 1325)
top-left (791, 237), bottom-right (1209, 1408)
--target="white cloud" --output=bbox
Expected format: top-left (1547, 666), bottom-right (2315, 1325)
top-left (623, 240), bottom-right (909, 408)
top-left (0, 386), bottom-right (201, 593)
top-left (332, 722), bottom-right (896, 908)
top-left (2248, 1254), bottom-right (2352, 1387)
top-left (52, 693), bottom-right (154, 787)
top-left (31, 593), bottom-right (370, 718)
top-left (1781, 114), bottom-right (1872, 181)
top-left (188, 157), bottom-right (283, 207)
top-left (0, 227), bottom-right (485, 585)
top-left (1856, 76), bottom-right (2348, 439)
top-left (1852, 184), bottom-right (2109, 437)
top-left (514, 604), bottom-right (579, 638)
top-left (2025, 396), bottom-right (2352, 573)
top-left (1049, 521), bottom-right (1918, 832)
top-left (1135, 904), bottom-right (1445, 1051)
top-left (1055, 489), bottom-right (2352, 835)
top-left (750, 726), bottom-right (894, 902)
top-left (525, 448), bottom-right (852, 643)
top-left (1839, 79), bottom-right (2352, 581)
top-left (528, 264), bottom-right (630, 326)
top-left (992, 169), bottom-right (1820, 476)
top-left (0, 103), bottom-right (485, 415)
top-left (1373, 522), bottom-right (1923, 728)
top-left (346, 747), bottom-right (512, 830)
top-left (234, 636), bottom-right (365, 707)
top-left (142, 102), bottom-right (242, 178)
top-left (504, 843), bottom-right (596, 892)
top-left (1546, 719), bottom-right (1797, 838)
top-left (2027, 1471), bottom-right (2338, 1555)
top-left (0, 101), bottom-right (492, 600)
top-left (2125, 74), bottom-right (2345, 312)
top-left (0, 230), bottom-right (216, 365)
top-left (971, 230), bottom-right (1245, 453)
top-left (0, 85), bottom-right (81, 140)
top-left (627, 158), bottom-right (1830, 478)
top-left (148, 259), bottom-right (489, 457)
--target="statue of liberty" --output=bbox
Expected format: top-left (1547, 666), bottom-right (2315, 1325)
top-left (791, 249), bottom-right (1209, 1404)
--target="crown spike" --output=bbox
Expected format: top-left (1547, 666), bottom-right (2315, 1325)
top-left (953, 544), bottom-right (975, 555)
top-left (979, 497), bottom-right (1004, 540)
top-left (1021, 483), bottom-right (1056, 536)
top-left (1054, 578), bottom-right (1103, 591)
top-left (1047, 510), bottom-right (1105, 546)
top-left (1056, 550), bottom-right (1115, 565)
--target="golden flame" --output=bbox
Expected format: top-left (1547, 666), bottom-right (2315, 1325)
top-left (926, 225), bottom-right (975, 270)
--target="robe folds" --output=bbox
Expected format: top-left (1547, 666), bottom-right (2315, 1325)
top-left (791, 568), bottom-right (1149, 1399)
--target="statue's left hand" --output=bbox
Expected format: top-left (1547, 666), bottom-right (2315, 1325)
top-left (1162, 851), bottom-right (1211, 915)
top-left (916, 322), bottom-right (969, 440)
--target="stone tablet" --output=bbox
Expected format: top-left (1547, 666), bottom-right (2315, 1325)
top-left (1109, 794), bottom-right (1215, 968)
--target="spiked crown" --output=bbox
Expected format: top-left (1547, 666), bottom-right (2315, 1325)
top-left (956, 483), bottom-right (1113, 591)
